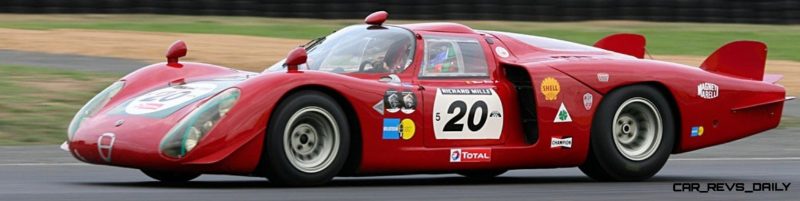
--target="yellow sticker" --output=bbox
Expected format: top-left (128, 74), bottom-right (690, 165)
top-left (400, 118), bottom-right (415, 140)
top-left (540, 77), bottom-right (560, 101)
top-left (698, 126), bottom-right (704, 136)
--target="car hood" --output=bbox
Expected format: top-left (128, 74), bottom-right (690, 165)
top-left (109, 75), bottom-right (254, 119)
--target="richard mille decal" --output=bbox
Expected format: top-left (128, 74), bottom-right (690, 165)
top-left (433, 88), bottom-right (504, 140)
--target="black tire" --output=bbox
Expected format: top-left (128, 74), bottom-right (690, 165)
top-left (141, 169), bottom-right (200, 182)
top-left (263, 90), bottom-right (350, 186)
top-left (458, 170), bottom-right (507, 180)
top-left (579, 85), bottom-right (675, 181)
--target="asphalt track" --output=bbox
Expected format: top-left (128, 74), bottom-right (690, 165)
top-left (1, 50), bottom-right (799, 200)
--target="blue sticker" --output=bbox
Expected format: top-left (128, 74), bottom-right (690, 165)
top-left (382, 118), bottom-right (400, 140)
top-left (691, 126), bottom-right (704, 137)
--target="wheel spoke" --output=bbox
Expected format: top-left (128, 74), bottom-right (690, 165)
top-left (282, 106), bottom-right (341, 174)
top-left (611, 97), bottom-right (663, 161)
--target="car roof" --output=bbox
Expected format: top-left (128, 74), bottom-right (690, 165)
top-left (396, 22), bottom-right (475, 34)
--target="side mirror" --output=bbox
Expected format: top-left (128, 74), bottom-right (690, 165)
top-left (285, 47), bottom-right (307, 71)
top-left (166, 40), bottom-right (187, 68)
top-left (365, 11), bottom-right (388, 26)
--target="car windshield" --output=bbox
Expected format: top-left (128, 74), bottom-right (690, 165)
top-left (266, 25), bottom-right (415, 74)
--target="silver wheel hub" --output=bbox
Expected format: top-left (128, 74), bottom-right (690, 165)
top-left (612, 97), bottom-right (662, 161)
top-left (283, 106), bottom-right (339, 173)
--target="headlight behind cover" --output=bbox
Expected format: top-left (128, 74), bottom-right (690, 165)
top-left (160, 88), bottom-right (240, 158)
top-left (67, 81), bottom-right (125, 139)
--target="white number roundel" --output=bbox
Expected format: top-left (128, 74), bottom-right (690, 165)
top-left (125, 83), bottom-right (217, 115)
top-left (432, 88), bottom-right (504, 139)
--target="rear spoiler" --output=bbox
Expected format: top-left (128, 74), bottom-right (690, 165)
top-left (700, 41), bottom-right (767, 81)
top-left (594, 33), bottom-right (646, 59)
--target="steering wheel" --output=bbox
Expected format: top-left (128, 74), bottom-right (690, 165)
top-left (358, 59), bottom-right (388, 73)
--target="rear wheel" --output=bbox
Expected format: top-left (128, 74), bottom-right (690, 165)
top-left (263, 91), bottom-right (350, 186)
top-left (141, 169), bottom-right (200, 182)
top-left (579, 85), bottom-right (675, 181)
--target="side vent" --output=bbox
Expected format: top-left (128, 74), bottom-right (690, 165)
top-left (504, 65), bottom-right (539, 144)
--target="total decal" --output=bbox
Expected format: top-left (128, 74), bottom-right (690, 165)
top-left (697, 82), bottom-right (719, 99)
top-left (382, 118), bottom-right (416, 140)
top-left (432, 88), bottom-right (504, 139)
top-left (125, 82), bottom-right (217, 115)
top-left (449, 148), bottom-right (491, 163)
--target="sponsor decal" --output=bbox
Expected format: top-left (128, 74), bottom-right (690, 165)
top-left (449, 148), bottom-right (491, 163)
top-left (597, 73), bottom-right (609, 82)
top-left (383, 118), bottom-right (416, 140)
top-left (583, 93), bottom-right (593, 110)
top-left (384, 89), bottom-right (401, 113)
top-left (495, 46), bottom-right (510, 58)
top-left (372, 100), bottom-right (384, 115)
top-left (433, 88), bottom-right (504, 139)
top-left (691, 126), bottom-right (704, 137)
top-left (540, 77), bottom-right (560, 101)
top-left (697, 82), bottom-right (719, 99)
top-left (97, 133), bottom-right (115, 162)
top-left (554, 102), bottom-right (572, 123)
top-left (551, 136), bottom-right (573, 149)
top-left (399, 119), bottom-right (416, 140)
top-left (382, 118), bottom-right (401, 140)
top-left (440, 88), bottom-right (493, 95)
top-left (125, 83), bottom-right (217, 115)
top-left (401, 91), bottom-right (417, 114)
top-left (466, 80), bottom-right (494, 84)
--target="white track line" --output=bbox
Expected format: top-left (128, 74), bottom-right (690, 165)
top-left (671, 157), bottom-right (800, 161)
top-left (0, 157), bottom-right (798, 166)
top-left (0, 162), bottom-right (88, 166)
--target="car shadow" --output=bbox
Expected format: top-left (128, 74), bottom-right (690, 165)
top-left (72, 175), bottom-right (731, 189)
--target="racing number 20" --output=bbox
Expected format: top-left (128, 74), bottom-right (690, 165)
top-left (438, 100), bottom-right (488, 132)
top-left (140, 90), bottom-right (190, 102)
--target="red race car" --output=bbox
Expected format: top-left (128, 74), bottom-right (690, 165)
top-left (65, 11), bottom-right (791, 186)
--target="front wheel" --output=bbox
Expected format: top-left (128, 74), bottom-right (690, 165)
top-left (579, 85), bottom-right (675, 181)
top-left (263, 91), bottom-right (350, 186)
top-left (141, 169), bottom-right (200, 182)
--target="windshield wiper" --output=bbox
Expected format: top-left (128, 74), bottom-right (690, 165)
top-left (303, 36), bottom-right (326, 50)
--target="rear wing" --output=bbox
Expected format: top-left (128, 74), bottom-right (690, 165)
top-left (594, 33), bottom-right (646, 59)
top-left (700, 41), bottom-right (767, 81)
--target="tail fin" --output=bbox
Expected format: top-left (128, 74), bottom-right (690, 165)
top-left (594, 33), bottom-right (646, 59)
top-left (700, 41), bottom-right (767, 81)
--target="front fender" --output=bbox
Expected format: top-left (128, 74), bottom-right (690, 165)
top-left (180, 70), bottom-right (387, 173)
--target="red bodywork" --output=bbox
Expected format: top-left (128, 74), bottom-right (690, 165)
top-left (67, 21), bottom-right (788, 177)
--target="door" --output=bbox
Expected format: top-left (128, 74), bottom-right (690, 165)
top-left (416, 33), bottom-right (505, 148)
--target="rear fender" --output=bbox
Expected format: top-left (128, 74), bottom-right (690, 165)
top-left (549, 59), bottom-right (785, 153)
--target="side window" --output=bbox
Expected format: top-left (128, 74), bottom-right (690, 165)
top-left (419, 35), bottom-right (489, 77)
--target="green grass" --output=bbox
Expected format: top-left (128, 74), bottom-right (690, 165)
top-left (2, 14), bottom-right (800, 61)
top-left (0, 65), bottom-right (119, 145)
